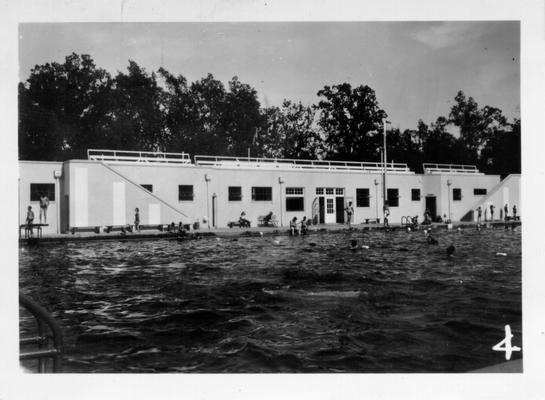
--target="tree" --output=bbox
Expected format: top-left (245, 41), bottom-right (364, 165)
top-left (19, 53), bottom-right (113, 160)
top-left (421, 116), bottom-right (461, 165)
top-left (159, 68), bottom-right (201, 155)
top-left (259, 101), bottom-right (323, 159)
top-left (109, 61), bottom-right (165, 151)
top-left (316, 83), bottom-right (387, 161)
top-left (223, 77), bottom-right (264, 157)
top-left (449, 90), bottom-right (508, 163)
top-left (479, 118), bottom-right (520, 178)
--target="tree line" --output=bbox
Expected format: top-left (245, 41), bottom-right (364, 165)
top-left (19, 53), bottom-right (520, 177)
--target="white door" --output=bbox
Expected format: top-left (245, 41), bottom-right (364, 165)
top-left (325, 196), bottom-right (336, 223)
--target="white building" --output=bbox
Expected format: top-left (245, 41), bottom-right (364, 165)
top-left (18, 149), bottom-right (520, 233)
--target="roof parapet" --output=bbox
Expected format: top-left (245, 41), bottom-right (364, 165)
top-left (87, 149), bottom-right (191, 165)
top-left (422, 163), bottom-right (483, 175)
top-left (195, 155), bottom-right (413, 173)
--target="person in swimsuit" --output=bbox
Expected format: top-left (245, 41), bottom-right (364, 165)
top-left (39, 193), bottom-right (49, 224)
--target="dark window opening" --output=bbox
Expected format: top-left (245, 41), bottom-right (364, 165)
top-left (387, 188), bottom-right (399, 207)
top-left (473, 188), bottom-right (487, 195)
top-left (141, 184), bottom-right (153, 193)
top-left (229, 186), bottom-right (242, 201)
top-left (356, 188), bottom-right (370, 207)
top-left (30, 183), bottom-right (55, 202)
top-left (252, 187), bottom-right (272, 201)
top-left (411, 188), bottom-right (421, 201)
top-left (286, 197), bottom-right (304, 211)
top-left (178, 185), bottom-right (194, 201)
top-left (453, 188), bottom-right (462, 201)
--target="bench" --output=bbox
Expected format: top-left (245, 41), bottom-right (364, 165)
top-left (257, 215), bottom-right (278, 227)
top-left (227, 220), bottom-right (251, 228)
top-left (364, 218), bottom-right (380, 224)
top-left (19, 224), bottom-right (48, 239)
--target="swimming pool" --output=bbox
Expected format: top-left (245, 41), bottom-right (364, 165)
top-left (19, 227), bottom-right (522, 372)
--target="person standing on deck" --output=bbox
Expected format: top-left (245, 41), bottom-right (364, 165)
top-left (345, 201), bottom-right (354, 228)
top-left (26, 206), bottom-right (35, 237)
top-left (134, 208), bottom-right (140, 232)
top-left (39, 193), bottom-right (49, 224)
top-left (490, 204), bottom-right (495, 221)
top-left (383, 202), bottom-right (390, 228)
top-left (476, 206), bottom-right (482, 224)
top-left (513, 205), bottom-right (517, 220)
top-left (504, 204), bottom-right (509, 221)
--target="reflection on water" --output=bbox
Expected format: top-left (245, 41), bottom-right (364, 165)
top-left (19, 228), bottom-right (522, 373)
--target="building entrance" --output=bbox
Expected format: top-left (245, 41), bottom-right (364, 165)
top-left (425, 196), bottom-right (437, 220)
top-left (316, 187), bottom-right (345, 224)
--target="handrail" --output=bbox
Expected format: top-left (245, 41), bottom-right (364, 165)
top-left (422, 163), bottom-right (481, 174)
top-left (88, 149), bottom-right (192, 164)
top-left (19, 293), bottom-right (63, 373)
top-left (195, 155), bottom-right (413, 173)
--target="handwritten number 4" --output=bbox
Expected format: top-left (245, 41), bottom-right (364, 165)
top-left (492, 325), bottom-right (521, 360)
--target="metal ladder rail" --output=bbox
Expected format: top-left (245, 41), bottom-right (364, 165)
top-left (19, 293), bottom-right (64, 373)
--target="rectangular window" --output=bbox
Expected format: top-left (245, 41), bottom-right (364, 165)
top-left (141, 184), bottom-right (153, 193)
top-left (411, 188), bottom-right (421, 201)
top-left (30, 183), bottom-right (55, 202)
top-left (325, 188), bottom-right (334, 195)
top-left (356, 188), bottom-right (370, 207)
top-left (335, 188), bottom-right (344, 195)
top-left (286, 187), bottom-right (304, 195)
top-left (286, 197), bottom-right (304, 211)
top-left (286, 187), bottom-right (304, 211)
top-left (326, 198), bottom-right (335, 214)
top-left (473, 188), bottom-right (487, 195)
top-left (178, 185), bottom-right (194, 201)
top-left (228, 186), bottom-right (242, 201)
top-left (252, 186), bottom-right (272, 201)
top-left (453, 188), bottom-right (462, 201)
top-left (316, 188), bottom-right (324, 195)
top-left (387, 188), bottom-right (399, 207)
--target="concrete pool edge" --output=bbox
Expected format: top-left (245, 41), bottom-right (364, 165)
top-left (19, 221), bottom-right (521, 245)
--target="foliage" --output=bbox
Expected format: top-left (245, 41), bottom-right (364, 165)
top-left (315, 83), bottom-right (387, 161)
top-left (260, 101), bottom-right (322, 159)
top-left (18, 53), bottom-right (520, 177)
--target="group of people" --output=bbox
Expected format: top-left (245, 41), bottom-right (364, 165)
top-left (289, 216), bottom-right (309, 236)
top-left (476, 204), bottom-right (517, 224)
top-left (25, 193), bottom-right (50, 236)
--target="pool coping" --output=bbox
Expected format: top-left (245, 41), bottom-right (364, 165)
top-left (19, 220), bottom-right (521, 246)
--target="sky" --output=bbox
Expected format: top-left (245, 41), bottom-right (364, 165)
top-left (19, 21), bottom-right (520, 131)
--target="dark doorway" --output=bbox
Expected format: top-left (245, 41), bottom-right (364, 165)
top-left (212, 194), bottom-right (217, 227)
top-left (425, 196), bottom-right (437, 219)
top-left (336, 197), bottom-right (345, 223)
top-left (319, 197), bottom-right (325, 224)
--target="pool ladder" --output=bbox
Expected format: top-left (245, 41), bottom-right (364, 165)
top-left (19, 293), bottom-right (64, 373)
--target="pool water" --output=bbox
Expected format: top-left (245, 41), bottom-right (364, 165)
top-left (19, 227), bottom-right (522, 373)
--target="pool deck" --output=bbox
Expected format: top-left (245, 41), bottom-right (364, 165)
top-left (19, 220), bottom-right (521, 245)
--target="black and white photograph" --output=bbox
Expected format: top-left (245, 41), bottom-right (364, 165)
top-left (2, 0), bottom-right (545, 399)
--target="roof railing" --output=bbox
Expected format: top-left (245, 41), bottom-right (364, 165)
top-left (87, 149), bottom-right (191, 164)
top-left (194, 155), bottom-right (413, 173)
top-left (422, 163), bottom-right (482, 174)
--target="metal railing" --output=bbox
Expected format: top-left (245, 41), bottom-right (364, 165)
top-left (88, 149), bottom-right (192, 164)
top-left (19, 293), bottom-right (63, 373)
top-left (422, 163), bottom-right (482, 174)
top-left (194, 155), bottom-right (413, 173)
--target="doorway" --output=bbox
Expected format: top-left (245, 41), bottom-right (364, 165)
top-left (324, 196), bottom-right (336, 223)
top-left (425, 196), bottom-right (437, 219)
top-left (335, 197), bottom-right (345, 223)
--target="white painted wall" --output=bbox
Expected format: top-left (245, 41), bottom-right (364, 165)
top-left (19, 159), bottom-right (519, 231)
top-left (18, 161), bottom-right (63, 234)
